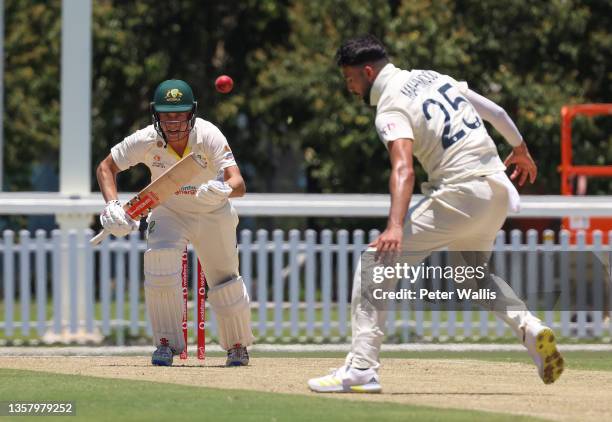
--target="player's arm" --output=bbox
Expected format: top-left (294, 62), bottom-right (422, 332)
top-left (95, 153), bottom-right (138, 239)
top-left (96, 153), bottom-right (123, 202)
top-left (465, 89), bottom-right (537, 185)
top-left (370, 139), bottom-right (415, 253)
top-left (223, 165), bottom-right (246, 198)
top-left (464, 89), bottom-right (523, 147)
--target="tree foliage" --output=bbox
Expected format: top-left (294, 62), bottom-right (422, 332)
top-left (3, 0), bottom-right (611, 197)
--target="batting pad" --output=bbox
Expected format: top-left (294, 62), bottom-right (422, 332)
top-left (144, 248), bottom-right (185, 353)
top-left (207, 276), bottom-right (255, 350)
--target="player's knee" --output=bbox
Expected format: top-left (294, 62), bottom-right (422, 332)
top-left (144, 247), bottom-right (183, 289)
top-left (207, 276), bottom-right (250, 316)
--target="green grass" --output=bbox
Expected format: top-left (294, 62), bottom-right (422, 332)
top-left (0, 368), bottom-right (546, 422)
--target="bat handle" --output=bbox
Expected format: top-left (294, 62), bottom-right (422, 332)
top-left (90, 229), bottom-right (110, 245)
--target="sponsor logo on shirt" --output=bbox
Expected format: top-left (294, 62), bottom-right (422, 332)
top-left (152, 154), bottom-right (167, 169)
top-left (174, 185), bottom-right (197, 196)
top-left (380, 122), bottom-right (396, 137)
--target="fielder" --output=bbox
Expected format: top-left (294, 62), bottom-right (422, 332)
top-left (96, 79), bottom-right (254, 366)
top-left (308, 35), bottom-right (564, 393)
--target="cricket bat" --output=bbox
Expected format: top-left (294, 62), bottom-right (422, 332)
top-left (90, 152), bottom-right (205, 245)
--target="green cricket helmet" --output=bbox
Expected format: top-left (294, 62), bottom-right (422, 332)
top-left (150, 79), bottom-right (198, 144)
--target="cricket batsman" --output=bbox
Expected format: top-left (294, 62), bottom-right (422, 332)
top-left (308, 35), bottom-right (564, 392)
top-left (96, 79), bottom-right (254, 366)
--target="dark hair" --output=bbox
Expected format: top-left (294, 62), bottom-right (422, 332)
top-left (335, 34), bottom-right (388, 66)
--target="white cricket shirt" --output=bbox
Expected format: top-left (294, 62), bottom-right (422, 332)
top-left (370, 64), bottom-right (506, 193)
top-left (111, 117), bottom-right (237, 213)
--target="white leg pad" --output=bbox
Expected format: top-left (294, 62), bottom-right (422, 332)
top-left (207, 276), bottom-right (255, 350)
top-left (144, 248), bottom-right (185, 353)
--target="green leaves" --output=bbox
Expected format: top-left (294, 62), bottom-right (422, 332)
top-left (3, 0), bottom-right (610, 196)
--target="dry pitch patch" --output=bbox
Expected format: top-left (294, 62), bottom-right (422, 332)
top-left (0, 356), bottom-right (610, 422)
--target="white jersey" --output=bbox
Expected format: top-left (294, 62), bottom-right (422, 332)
top-left (370, 64), bottom-right (505, 192)
top-left (111, 117), bottom-right (237, 214)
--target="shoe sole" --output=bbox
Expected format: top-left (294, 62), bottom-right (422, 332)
top-left (536, 328), bottom-right (564, 384)
top-left (226, 361), bottom-right (249, 367)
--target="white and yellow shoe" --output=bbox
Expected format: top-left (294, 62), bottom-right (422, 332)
top-left (524, 324), bottom-right (565, 384)
top-left (308, 366), bottom-right (382, 393)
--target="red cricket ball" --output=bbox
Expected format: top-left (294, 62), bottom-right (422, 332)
top-left (215, 75), bottom-right (233, 94)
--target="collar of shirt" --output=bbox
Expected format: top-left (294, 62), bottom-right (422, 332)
top-left (369, 63), bottom-right (400, 107)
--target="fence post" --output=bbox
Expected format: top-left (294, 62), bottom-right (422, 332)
top-left (560, 230), bottom-right (570, 337)
top-left (240, 229), bottom-right (253, 297)
top-left (273, 229), bottom-right (284, 338)
top-left (305, 230), bottom-right (316, 338)
top-left (256, 229), bottom-right (268, 338)
top-left (18, 229), bottom-right (31, 337)
top-left (35, 230), bottom-right (47, 337)
top-left (321, 230), bottom-right (332, 338)
top-left (128, 232), bottom-right (140, 336)
top-left (592, 230), bottom-right (603, 337)
top-left (430, 252), bottom-right (441, 339)
top-left (543, 229), bottom-right (555, 329)
top-left (494, 230), bottom-right (507, 338)
top-left (51, 230), bottom-right (62, 335)
top-left (84, 229), bottom-right (95, 335)
top-left (100, 236), bottom-right (111, 336)
top-left (337, 230), bottom-right (349, 338)
top-left (115, 238), bottom-right (126, 345)
top-left (3, 230), bottom-right (15, 337)
top-left (576, 231), bottom-right (587, 338)
top-left (288, 230), bottom-right (300, 338)
top-left (526, 229), bottom-right (538, 312)
top-left (68, 230), bottom-right (79, 334)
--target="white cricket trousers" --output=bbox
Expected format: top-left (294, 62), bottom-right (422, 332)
top-left (348, 173), bottom-right (540, 370)
top-left (147, 201), bottom-right (240, 288)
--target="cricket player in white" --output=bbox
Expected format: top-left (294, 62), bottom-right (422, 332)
top-left (96, 79), bottom-right (254, 366)
top-left (309, 35), bottom-right (564, 392)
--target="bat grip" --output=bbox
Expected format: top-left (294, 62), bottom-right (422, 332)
top-left (90, 229), bottom-right (110, 245)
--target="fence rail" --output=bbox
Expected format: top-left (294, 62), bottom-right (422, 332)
top-left (2, 193), bottom-right (612, 217)
top-left (1, 228), bottom-right (611, 344)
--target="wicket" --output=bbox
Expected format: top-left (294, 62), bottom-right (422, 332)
top-left (180, 247), bottom-right (206, 360)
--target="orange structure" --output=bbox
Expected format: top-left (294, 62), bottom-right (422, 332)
top-left (559, 104), bottom-right (612, 243)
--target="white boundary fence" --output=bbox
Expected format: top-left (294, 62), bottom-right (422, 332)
top-left (1, 227), bottom-right (611, 344)
top-left (1, 193), bottom-right (612, 344)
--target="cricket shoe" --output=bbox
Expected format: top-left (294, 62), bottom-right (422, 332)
top-left (308, 366), bottom-right (382, 393)
top-left (523, 324), bottom-right (564, 384)
top-left (226, 344), bottom-right (249, 366)
top-left (151, 338), bottom-right (174, 366)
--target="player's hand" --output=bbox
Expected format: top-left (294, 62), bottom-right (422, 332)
top-left (503, 142), bottom-right (537, 186)
top-left (370, 224), bottom-right (403, 262)
top-left (196, 180), bottom-right (233, 205)
top-left (100, 200), bottom-right (138, 237)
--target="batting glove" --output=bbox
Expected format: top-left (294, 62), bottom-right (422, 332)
top-left (100, 200), bottom-right (138, 238)
top-left (195, 180), bottom-right (233, 205)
